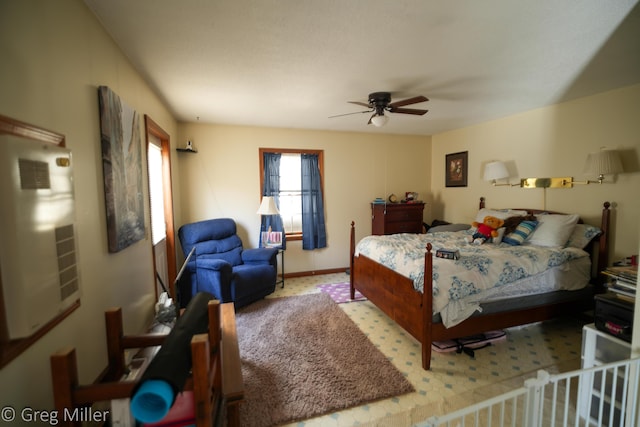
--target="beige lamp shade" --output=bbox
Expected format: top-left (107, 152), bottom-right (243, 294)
top-left (257, 196), bottom-right (280, 215)
top-left (583, 149), bottom-right (623, 176)
top-left (483, 161), bottom-right (509, 182)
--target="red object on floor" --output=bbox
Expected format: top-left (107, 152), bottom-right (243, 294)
top-left (143, 391), bottom-right (195, 427)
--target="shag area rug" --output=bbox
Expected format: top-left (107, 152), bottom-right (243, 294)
top-left (235, 293), bottom-right (414, 427)
top-left (317, 282), bottom-right (366, 303)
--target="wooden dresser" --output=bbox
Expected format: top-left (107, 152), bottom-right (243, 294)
top-left (371, 202), bottom-right (425, 235)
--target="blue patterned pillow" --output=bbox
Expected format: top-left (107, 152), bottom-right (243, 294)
top-left (565, 224), bottom-right (602, 249)
top-left (503, 220), bottom-right (538, 246)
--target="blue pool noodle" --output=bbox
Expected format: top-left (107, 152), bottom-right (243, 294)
top-left (130, 291), bottom-right (213, 423)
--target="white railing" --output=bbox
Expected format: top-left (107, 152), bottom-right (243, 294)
top-left (420, 358), bottom-right (640, 427)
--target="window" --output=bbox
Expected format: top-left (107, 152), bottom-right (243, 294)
top-left (147, 141), bottom-right (166, 245)
top-left (259, 148), bottom-right (325, 248)
top-left (279, 153), bottom-right (302, 234)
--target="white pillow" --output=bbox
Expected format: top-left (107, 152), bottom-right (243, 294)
top-left (475, 208), bottom-right (527, 223)
top-left (565, 224), bottom-right (602, 249)
top-left (527, 214), bottom-right (579, 247)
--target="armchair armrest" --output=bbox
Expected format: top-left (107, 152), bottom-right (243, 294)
top-left (196, 257), bottom-right (233, 272)
top-left (242, 247), bottom-right (278, 265)
top-left (195, 258), bottom-right (234, 302)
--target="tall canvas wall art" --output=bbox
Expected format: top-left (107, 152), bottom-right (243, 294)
top-left (98, 86), bottom-right (146, 252)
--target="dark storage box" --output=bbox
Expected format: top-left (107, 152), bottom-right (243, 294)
top-left (594, 293), bottom-right (634, 342)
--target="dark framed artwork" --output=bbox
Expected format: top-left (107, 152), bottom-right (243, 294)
top-left (445, 151), bottom-right (468, 187)
top-left (98, 86), bottom-right (146, 252)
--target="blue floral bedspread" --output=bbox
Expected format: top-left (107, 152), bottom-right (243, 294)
top-left (355, 230), bottom-right (589, 327)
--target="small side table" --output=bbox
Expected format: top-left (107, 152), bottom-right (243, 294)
top-left (275, 248), bottom-right (285, 288)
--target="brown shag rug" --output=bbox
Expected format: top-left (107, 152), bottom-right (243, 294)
top-left (235, 293), bottom-right (414, 427)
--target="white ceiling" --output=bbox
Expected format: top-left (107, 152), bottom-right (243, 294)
top-left (83, 0), bottom-right (640, 136)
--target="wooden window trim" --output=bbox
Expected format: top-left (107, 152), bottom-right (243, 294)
top-left (258, 148), bottom-right (324, 240)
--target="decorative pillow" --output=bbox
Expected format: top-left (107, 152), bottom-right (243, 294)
top-left (502, 214), bottom-right (537, 236)
top-left (527, 214), bottom-right (580, 247)
top-left (475, 208), bottom-right (526, 223)
top-left (503, 220), bottom-right (538, 246)
top-left (565, 224), bottom-right (602, 249)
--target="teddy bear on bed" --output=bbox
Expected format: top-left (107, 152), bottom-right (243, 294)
top-left (466, 215), bottom-right (504, 245)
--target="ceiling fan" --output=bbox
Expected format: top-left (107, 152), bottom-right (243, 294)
top-left (330, 92), bottom-right (429, 127)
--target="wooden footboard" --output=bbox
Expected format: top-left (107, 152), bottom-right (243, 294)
top-left (349, 199), bottom-right (612, 371)
top-left (349, 221), bottom-right (434, 366)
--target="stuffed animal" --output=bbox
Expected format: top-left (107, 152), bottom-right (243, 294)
top-left (466, 215), bottom-right (505, 245)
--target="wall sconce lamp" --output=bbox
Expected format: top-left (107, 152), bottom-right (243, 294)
top-left (483, 161), bottom-right (514, 186)
top-left (520, 148), bottom-right (624, 188)
top-left (575, 148), bottom-right (624, 184)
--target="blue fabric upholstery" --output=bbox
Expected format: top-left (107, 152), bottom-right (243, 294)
top-left (178, 218), bottom-right (277, 308)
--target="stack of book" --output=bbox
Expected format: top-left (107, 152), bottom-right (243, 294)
top-left (602, 265), bottom-right (638, 302)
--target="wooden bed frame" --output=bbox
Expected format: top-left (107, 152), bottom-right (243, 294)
top-left (349, 197), bottom-right (611, 370)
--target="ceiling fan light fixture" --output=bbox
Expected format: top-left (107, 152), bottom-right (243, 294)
top-left (371, 114), bottom-right (388, 127)
top-left (333, 91), bottom-right (428, 126)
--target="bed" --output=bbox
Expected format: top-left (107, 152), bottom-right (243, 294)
top-left (349, 197), bottom-right (611, 370)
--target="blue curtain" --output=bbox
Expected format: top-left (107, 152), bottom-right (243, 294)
top-left (261, 152), bottom-right (286, 249)
top-left (301, 153), bottom-right (326, 250)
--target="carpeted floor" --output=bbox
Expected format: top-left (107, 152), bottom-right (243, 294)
top-left (235, 293), bottom-right (414, 427)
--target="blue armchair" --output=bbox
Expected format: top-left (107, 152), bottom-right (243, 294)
top-left (178, 218), bottom-right (278, 308)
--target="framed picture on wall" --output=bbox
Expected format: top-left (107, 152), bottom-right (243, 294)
top-left (98, 86), bottom-right (146, 252)
top-left (445, 151), bottom-right (468, 187)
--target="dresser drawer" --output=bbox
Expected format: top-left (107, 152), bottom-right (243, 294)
top-left (385, 221), bottom-right (421, 234)
top-left (385, 208), bottom-right (423, 223)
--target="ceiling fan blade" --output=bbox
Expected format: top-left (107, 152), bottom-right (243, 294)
top-left (328, 109), bottom-right (373, 118)
top-left (348, 101), bottom-right (372, 108)
top-left (388, 107), bottom-right (428, 115)
top-left (388, 95), bottom-right (428, 108)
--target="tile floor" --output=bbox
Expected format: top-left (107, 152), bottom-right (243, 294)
top-left (267, 273), bottom-right (588, 427)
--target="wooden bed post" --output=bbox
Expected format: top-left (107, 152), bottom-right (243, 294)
top-left (350, 221), bottom-right (356, 300)
top-left (479, 196), bottom-right (485, 210)
top-left (596, 202), bottom-right (611, 290)
top-left (50, 348), bottom-right (81, 427)
top-left (422, 243), bottom-right (433, 370)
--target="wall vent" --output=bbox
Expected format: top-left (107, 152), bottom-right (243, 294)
top-left (56, 225), bottom-right (79, 301)
top-left (19, 158), bottom-right (51, 189)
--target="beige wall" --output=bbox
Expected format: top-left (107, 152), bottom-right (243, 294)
top-left (0, 0), bottom-right (179, 416)
top-left (1, 0), bottom-right (639, 417)
top-left (431, 84), bottom-right (640, 262)
top-left (176, 123), bottom-right (431, 273)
